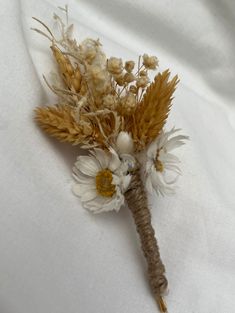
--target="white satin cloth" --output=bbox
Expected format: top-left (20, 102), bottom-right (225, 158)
top-left (0, 1), bottom-right (235, 312)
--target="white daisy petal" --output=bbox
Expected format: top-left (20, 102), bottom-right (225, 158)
top-left (109, 148), bottom-right (121, 171)
top-left (147, 141), bottom-right (158, 158)
top-left (112, 173), bottom-right (120, 182)
top-left (76, 155), bottom-right (100, 176)
top-left (164, 163), bottom-right (181, 174)
top-left (73, 147), bottom-right (130, 213)
top-left (152, 170), bottom-right (167, 189)
top-left (83, 196), bottom-right (107, 212)
top-left (158, 132), bottom-right (169, 148)
top-left (165, 174), bottom-right (179, 185)
top-left (92, 148), bottom-right (109, 169)
top-left (165, 135), bottom-right (188, 151)
top-left (122, 175), bottom-right (132, 192)
top-left (93, 194), bottom-right (123, 213)
top-left (72, 184), bottom-right (83, 197)
top-left (160, 152), bottom-right (180, 164)
top-left (145, 128), bottom-right (187, 196)
top-left (72, 172), bottom-right (95, 185)
top-left (146, 160), bottom-right (154, 172)
top-left (72, 183), bottom-right (92, 196)
top-left (102, 199), bottom-right (117, 213)
top-left (81, 189), bottom-right (98, 202)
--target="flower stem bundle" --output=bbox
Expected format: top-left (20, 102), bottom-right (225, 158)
top-left (125, 166), bottom-right (168, 311)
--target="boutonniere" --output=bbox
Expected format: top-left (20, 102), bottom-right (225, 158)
top-left (33, 7), bottom-right (188, 312)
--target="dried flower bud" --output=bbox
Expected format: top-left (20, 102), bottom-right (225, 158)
top-left (88, 65), bottom-right (110, 93)
top-left (125, 60), bottom-right (135, 72)
top-left (116, 131), bottom-right (134, 154)
top-left (121, 93), bottom-right (136, 114)
top-left (136, 76), bottom-right (149, 88)
top-left (129, 85), bottom-right (137, 94)
top-left (51, 45), bottom-right (82, 92)
top-left (80, 39), bottom-right (106, 67)
top-left (114, 74), bottom-right (125, 86)
top-left (124, 72), bottom-right (135, 83)
top-left (139, 70), bottom-right (148, 77)
top-left (84, 47), bottom-right (96, 63)
top-left (80, 39), bottom-right (97, 64)
top-left (107, 57), bottom-right (123, 75)
top-left (142, 54), bottom-right (158, 70)
top-left (89, 65), bottom-right (106, 85)
top-left (102, 94), bottom-right (118, 110)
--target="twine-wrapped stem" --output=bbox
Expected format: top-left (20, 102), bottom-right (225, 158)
top-left (124, 167), bottom-right (168, 312)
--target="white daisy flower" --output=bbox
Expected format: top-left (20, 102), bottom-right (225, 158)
top-left (145, 128), bottom-right (188, 196)
top-left (72, 148), bottom-right (131, 213)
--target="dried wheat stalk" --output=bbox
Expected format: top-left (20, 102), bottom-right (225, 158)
top-left (129, 70), bottom-right (179, 151)
top-left (35, 105), bottom-right (122, 149)
top-left (51, 45), bottom-right (82, 93)
top-left (35, 105), bottom-right (84, 144)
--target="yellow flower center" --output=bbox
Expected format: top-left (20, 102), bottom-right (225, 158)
top-left (95, 169), bottom-right (116, 197)
top-left (154, 150), bottom-right (164, 172)
top-left (155, 159), bottom-right (164, 172)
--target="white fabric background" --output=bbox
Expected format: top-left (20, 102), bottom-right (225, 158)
top-left (0, 0), bottom-right (235, 312)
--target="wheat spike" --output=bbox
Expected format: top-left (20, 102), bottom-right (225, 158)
top-left (129, 69), bottom-right (179, 151)
top-left (51, 45), bottom-right (82, 93)
top-left (35, 105), bottom-right (84, 144)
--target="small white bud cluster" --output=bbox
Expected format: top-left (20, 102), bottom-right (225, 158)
top-left (142, 54), bottom-right (158, 70)
top-left (116, 131), bottom-right (134, 154)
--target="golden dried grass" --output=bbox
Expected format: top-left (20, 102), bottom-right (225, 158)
top-left (51, 45), bottom-right (82, 93)
top-left (35, 105), bottom-right (121, 149)
top-left (128, 70), bottom-right (179, 151)
top-left (35, 105), bottom-right (84, 145)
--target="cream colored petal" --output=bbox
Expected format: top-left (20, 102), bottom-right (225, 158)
top-left (152, 170), bottom-right (167, 189)
top-left (112, 174), bottom-right (121, 185)
top-left (72, 172), bottom-right (95, 185)
top-left (159, 152), bottom-right (180, 164)
top-left (146, 160), bottom-right (153, 173)
top-left (92, 148), bottom-right (109, 169)
top-left (165, 135), bottom-right (188, 151)
top-left (164, 163), bottom-right (181, 174)
top-left (165, 174), bottom-right (179, 185)
top-left (72, 184), bottom-right (82, 197)
top-left (158, 131), bottom-right (170, 148)
top-left (81, 188), bottom-right (98, 202)
top-left (75, 155), bottom-right (100, 176)
top-left (72, 182), bottom-right (94, 197)
top-left (122, 175), bottom-right (132, 192)
top-left (102, 194), bottom-right (124, 213)
top-left (147, 140), bottom-right (158, 159)
top-left (109, 148), bottom-right (121, 172)
top-left (151, 170), bottom-right (176, 196)
top-left (84, 195), bottom-right (107, 210)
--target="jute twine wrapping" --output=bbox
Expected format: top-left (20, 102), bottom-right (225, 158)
top-left (125, 167), bottom-right (168, 312)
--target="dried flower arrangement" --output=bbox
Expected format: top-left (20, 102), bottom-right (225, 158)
top-left (33, 6), bottom-right (188, 312)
